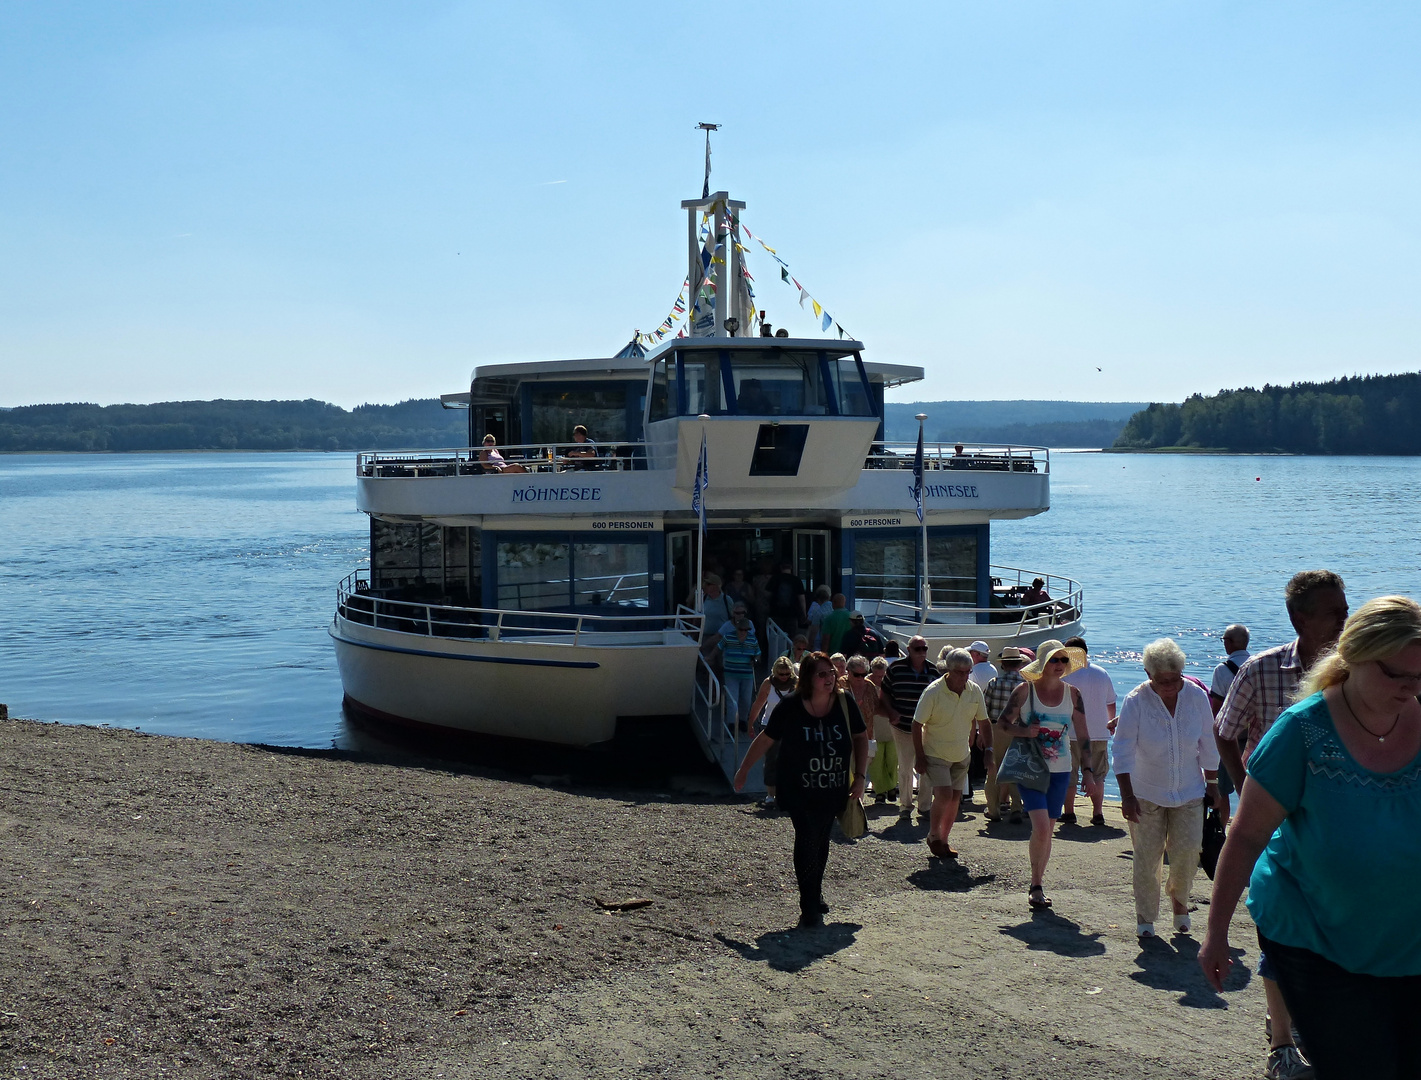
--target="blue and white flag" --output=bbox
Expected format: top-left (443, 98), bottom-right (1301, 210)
top-left (692, 429), bottom-right (710, 530)
top-left (911, 428), bottom-right (924, 524)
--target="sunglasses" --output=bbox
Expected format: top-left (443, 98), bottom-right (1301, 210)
top-left (813, 668), bottom-right (838, 680)
top-left (1049, 656), bottom-right (1070, 665)
top-left (849, 671), bottom-right (866, 678)
top-left (910, 646), bottom-right (928, 653)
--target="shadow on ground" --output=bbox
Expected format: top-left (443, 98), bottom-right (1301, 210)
top-left (1054, 822), bottom-right (1129, 843)
top-left (1129, 934), bottom-right (1251, 1008)
top-left (1000, 911), bottom-right (1107, 957)
top-left (715, 922), bottom-right (863, 972)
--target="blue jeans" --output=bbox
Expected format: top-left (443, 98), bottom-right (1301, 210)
top-left (1260, 932), bottom-right (1421, 1079)
top-left (726, 676), bottom-right (757, 729)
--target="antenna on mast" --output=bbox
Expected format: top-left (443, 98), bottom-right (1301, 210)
top-left (696, 122), bottom-right (720, 198)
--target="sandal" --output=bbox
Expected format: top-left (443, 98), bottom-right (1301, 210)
top-left (1028, 885), bottom-right (1052, 910)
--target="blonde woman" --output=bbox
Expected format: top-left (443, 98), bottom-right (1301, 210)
top-left (1200, 596), bottom-right (1421, 1079)
top-left (997, 639), bottom-right (1088, 910)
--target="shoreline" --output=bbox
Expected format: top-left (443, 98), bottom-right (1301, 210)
top-left (2, 717), bottom-right (1264, 1078)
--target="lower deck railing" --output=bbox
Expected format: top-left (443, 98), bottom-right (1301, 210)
top-left (336, 570), bottom-right (701, 644)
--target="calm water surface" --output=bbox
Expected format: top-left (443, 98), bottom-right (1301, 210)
top-left (1, 451), bottom-right (1418, 755)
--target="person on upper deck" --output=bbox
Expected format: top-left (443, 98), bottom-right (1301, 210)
top-left (1021, 578), bottom-right (1051, 608)
top-left (479, 434), bottom-right (507, 473)
top-left (565, 425), bottom-right (599, 468)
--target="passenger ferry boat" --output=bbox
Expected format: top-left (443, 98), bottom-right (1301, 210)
top-left (330, 186), bottom-right (1082, 779)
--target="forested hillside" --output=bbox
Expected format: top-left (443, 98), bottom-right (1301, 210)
top-left (1113, 372), bottom-right (1421, 453)
top-left (0, 399), bottom-right (466, 452)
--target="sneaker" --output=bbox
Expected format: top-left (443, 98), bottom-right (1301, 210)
top-left (1265, 1017), bottom-right (1307, 1057)
top-left (897, 808), bottom-right (913, 822)
top-left (1059, 812), bottom-right (1078, 825)
top-left (761, 795), bottom-right (776, 810)
top-left (1264, 1045), bottom-right (1314, 1079)
top-left (1090, 813), bottom-right (1106, 827)
top-left (797, 911), bottom-right (824, 930)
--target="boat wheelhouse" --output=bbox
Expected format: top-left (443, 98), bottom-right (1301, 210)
top-left (330, 187), bottom-right (1082, 783)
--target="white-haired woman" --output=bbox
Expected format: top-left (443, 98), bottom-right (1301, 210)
top-left (1114, 638), bottom-right (1224, 938)
top-left (997, 639), bottom-right (1088, 910)
top-left (1199, 597), bottom-right (1421, 1078)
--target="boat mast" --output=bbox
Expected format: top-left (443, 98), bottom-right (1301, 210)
top-left (683, 125), bottom-right (746, 338)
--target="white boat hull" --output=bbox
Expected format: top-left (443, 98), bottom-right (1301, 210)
top-left (881, 617), bottom-right (1086, 656)
top-left (331, 615), bottom-right (701, 746)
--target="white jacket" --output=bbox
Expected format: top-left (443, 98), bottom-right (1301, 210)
top-left (1112, 680), bottom-right (1220, 807)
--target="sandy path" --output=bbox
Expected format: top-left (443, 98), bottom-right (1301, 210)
top-left (0, 718), bottom-right (1264, 1079)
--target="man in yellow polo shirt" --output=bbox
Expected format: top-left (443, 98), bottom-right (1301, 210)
top-left (913, 647), bottom-right (991, 860)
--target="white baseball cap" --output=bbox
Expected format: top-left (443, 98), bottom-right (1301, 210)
top-left (969, 640), bottom-right (990, 655)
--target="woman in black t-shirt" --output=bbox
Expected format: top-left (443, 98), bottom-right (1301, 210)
top-left (734, 652), bottom-right (869, 928)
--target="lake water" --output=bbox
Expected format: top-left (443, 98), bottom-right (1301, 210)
top-left (2, 451), bottom-right (1418, 765)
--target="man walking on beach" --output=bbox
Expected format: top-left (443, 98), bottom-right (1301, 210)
top-left (967, 641), bottom-right (996, 689)
top-left (913, 648), bottom-right (990, 859)
top-left (1216, 570), bottom-right (1347, 1080)
top-left (1208, 624), bottom-right (1251, 821)
top-left (881, 635), bottom-right (937, 821)
top-left (1061, 636), bottom-right (1116, 827)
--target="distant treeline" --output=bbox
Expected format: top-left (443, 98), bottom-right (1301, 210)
top-left (1113, 372), bottom-right (1421, 454)
top-left (884, 399), bottom-right (1146, 442)
top-left (939, 418), bottom-right (1128, 449)
top-left (0, 399), bottom-right (466, 452)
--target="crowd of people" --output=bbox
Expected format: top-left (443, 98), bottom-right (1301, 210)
top-left (731, 568), bottom-right (1421, 1080)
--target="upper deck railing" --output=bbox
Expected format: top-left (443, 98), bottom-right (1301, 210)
top-left (335, 571), bottom-right (701, 644)
top-left (356, 442), bottom-right (649, 478)
top-left (865, 442), bottom-right (1048, 474)
top-left (356, 440), bottom-right (1048, 478)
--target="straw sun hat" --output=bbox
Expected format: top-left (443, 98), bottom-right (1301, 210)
top-left (1019, 639), bottom-right (1087, 682)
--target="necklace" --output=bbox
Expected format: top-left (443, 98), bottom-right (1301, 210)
top-left (1341, 682), bottom-right (1403, 743)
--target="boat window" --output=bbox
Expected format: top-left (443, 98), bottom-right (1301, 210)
top-left (854, 536), bottom-right (918, 604)
top-left (528, 385), bottom-right (630, 445)
top-left (853, 532), bottom-right (979, 607)
top-left (496, 541), bottom-right (572, 611)
top-left (673, 347), bottom-right (874, 417)
top-left (573, 542), bottom-right (649, 608)
top-left (371, 520), bottom-right (444, 594)
top-left (442, 527), bottom-right (481, 606)
top-left (830, 356), bottom-right (874, 417)
top-left (928, 533), bottom-right (977, 607)
top-left (648, 359), bottom-right (671, 423)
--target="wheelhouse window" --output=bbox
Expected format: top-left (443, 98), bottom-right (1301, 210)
top-left (665, 346), bottom-right (875, 418)
top-left (496, 541), bottom-right (572, 611)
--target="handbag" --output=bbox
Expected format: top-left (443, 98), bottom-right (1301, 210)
top-left (834, 691), bottom-right (867, 839)
top-left (995, 685), bottom-right (1052, 793)
top-left (1200, 805), bottom-right (1227, 880)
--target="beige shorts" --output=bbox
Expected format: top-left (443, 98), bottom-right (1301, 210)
top-left (924, 755), bottom-right (969, 792)
top-left (1070, 740), bottom-right (1110, 782)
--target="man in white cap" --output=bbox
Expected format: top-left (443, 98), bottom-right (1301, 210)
top-left (967, 641), bottom-right (997, 690)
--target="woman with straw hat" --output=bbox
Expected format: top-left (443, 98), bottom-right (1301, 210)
top-left (997, 639), bottom-right (1089, 910)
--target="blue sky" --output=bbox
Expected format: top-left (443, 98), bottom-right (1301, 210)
top-left (2, 2), bottom-right (1418, 408)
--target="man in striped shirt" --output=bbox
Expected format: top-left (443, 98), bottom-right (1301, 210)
top-left (983, 646), bottom-right (1029, 822)
top-left (881, 635), bottom-right (937, 821)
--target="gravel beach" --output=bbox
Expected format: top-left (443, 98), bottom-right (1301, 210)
top-left (1, 717), bottom-right (1269, 1079)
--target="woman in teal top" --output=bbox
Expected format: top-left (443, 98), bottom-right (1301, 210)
top-left (1199, 596), bottom-right (1421, 1080)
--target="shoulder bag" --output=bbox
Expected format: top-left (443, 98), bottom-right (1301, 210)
top-left (994, 685), bottom-right (1052, 793)
top-left (1200, 806), bottom-right (1226, 879)
top-left (835, 692), bottom-right (867, 839)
